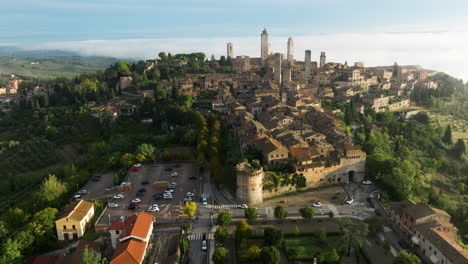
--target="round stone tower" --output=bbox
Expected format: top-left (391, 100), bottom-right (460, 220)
top-left (236, 161), bottom-right (264, 205)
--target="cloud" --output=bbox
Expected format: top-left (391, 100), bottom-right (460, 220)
top-left (18, 31), bottom-right (468, 81)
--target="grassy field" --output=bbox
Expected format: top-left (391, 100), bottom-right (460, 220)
top-left (284, 234), bottom-right (341, 261)
top-left (0, 55), bottom-right (120, 79)
top-left (431, 112), bottom-right (468, 142)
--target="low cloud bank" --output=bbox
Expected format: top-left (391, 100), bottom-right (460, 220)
top-left (19, 31), bottom-right (468, 80)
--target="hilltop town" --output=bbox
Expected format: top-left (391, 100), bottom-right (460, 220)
top-left (1, 29), bottom-right (467, 264)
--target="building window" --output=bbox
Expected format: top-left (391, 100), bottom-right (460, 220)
top-left (63, 225), bottom-right (66, 230)
top-left (429, 246), bottom-right (431, 250)
top-left (423, 238), bottom-right (425, 242)
top-left (116, 230), bottom-right (120, 234)
top-left (72, 225), bottom-right (76, 229)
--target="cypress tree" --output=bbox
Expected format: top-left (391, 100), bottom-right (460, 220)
top-left (442, 124), bottom-right (453, 145)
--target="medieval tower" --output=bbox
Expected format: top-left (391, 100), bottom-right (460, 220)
top-left (305, 50), bottom-right (311, 80)
top-left (227, 43), bottom-right (233, 59)
top-left (235, 162), bottom-right (264, 204)
top-left (320, 51), bottom-right (326, 68)
top-left (274, 53), bottom-right (283, 84)
top-left (287, 37), bottom-right (294, 62)
top-left (261, 28), bottom-right (269, 66)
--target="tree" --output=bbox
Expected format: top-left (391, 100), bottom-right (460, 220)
top-left (180, 238), bottom-right (189, 254)
top-left (81, 246), bottom-right (107, 264)
top-left (330, 248), bottom-right (340, 262)
top-left (217, 211), bottom-right (232, 227)
top-left (136, 143), bottom-right (156, 160)
top-left (260, 246), bottom-right (280, 264)
top-left (159, 52), bottom-right (169, 61)
top-left (214, 226), bottom-right (228, 243)
top-left (365, 216), bottom-right (383, 235)
top-left (235, 220), bottom-right (252, 246)
top-left (299, 206), bottom-right (314, 220)
top-left (36, 174), bottom-right (66, 206)
top-left (442, 124), bottom-right (453, 145)
top-left (245, 207), bottom-right (258, 222)
top-left (5, 208), bottom-right (29, 228)
top-left (393, 251), bottom-right (421, 264)
top-left (328, 210), bottom-right (334, 218)
top-left (339, 218), bottom-right (369, 256)
top-left (120, 153), bottom-right (136, 168)
top-left (184, 202), bottom-right (197, 217)
top-left (212, 247), bottom-right (229, 264)
top-left (263, 226), bottom-right (283, 246)
top-left (247, 244), bottom-right (262, 262)
top-left (274, 205), bottom-right (287, 220)
top-left (286, 246), bottom-right (299, 261)
top-left (452, 139), bottom-right (466, 159)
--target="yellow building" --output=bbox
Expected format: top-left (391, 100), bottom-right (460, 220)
top-left (55, 200), bottom-right (94, 240)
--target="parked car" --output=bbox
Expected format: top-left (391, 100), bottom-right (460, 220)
top-left (153, 193), bottom-right (163, 200)
top-left (362, 180), bottom-right (372, 185)
top-left (345, 197), bottom-right (354, 204)
top-left (77, 189), bottom-right (88, 195)
top-left (134, 163), bottom-right (142, 168)
top-left (132, 167), bottom-right (140, 172)
top-left (186, 192), bottom-right (194, 197)
top-left (184, 197), bottom-right (193, 202)
top-left (73, 194), bottom-right (81, 199)
top-left (171, 172), bottom-right (178, 177)
top-left (163, 193), bottom-right (173, 199)
top-left (119, 216), bottom-right (126, 221)
top-left (165, 167), bottom-right (173, 171)
top-left (109, 203), bottom-right (119, 208)
top-left (202, 197), bottom-right (208, 206)
top-left (148, 204), bottom-right (159, 212)
top-left (166, 189), bottom-right (174, 193)
top-left (313, 201), bottom-right (323, 208)
top-left (113, 194), bottom-right (124, 199)
top-left (92, 175), bottom-right (101, 181)
top-left (141, 180), bottom-right (150, 185)
top-left (132, 198), bottom-right (142, 203)
top-left (128, 203), bottom-right (139, 210)
top-left (189, 176), bottom-right (197, 180)
top-left (138, 188), bottom-right (147, 193)
top-left (239, 204), bottom-right (248, 209)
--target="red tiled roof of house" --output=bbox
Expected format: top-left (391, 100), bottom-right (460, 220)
top-left (27, 256), bottom-right (58, 264)
top-left (110, 239), bottom-right (147, 264)
top-left (111, 213), bottom-right (153, 241)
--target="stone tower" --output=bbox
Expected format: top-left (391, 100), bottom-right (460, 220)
top-left (320, 52), bottom-right (326, 68)
top-left (261, 28), bottom-right (269, 66)
top-left (305, 50), bottom-right (311, 80)
top-left (236, 162), bottom-right (264, 204)
top-left (227, 43), bottom-right (233, 59)
top-left (274, 53), bottom-right (283, 84)
top-left (283, 61), bottom-right (291, 84)
top-left (287, 37), bottom-right (294, 62)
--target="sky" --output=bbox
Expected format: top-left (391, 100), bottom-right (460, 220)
top-left (2, 0), bottom-right (468, 80)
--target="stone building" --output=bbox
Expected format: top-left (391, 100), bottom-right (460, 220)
top-left (274, 53), bottom-right (283, 84)
top-left (236, 162), bottom-right (264, 204)
top-left (287, 37), bottom-right (294, 62)
top-left (227, 42), bottom-right (233, 59)
top-left (261, 28), bottom-right (269, 66)
top-left (320, 52), bottom-right (326, 68)
top-left (305, 50), bottom-right (311, 80)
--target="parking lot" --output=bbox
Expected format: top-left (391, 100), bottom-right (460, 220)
top-left (97, 162), bottom-right (200, 224)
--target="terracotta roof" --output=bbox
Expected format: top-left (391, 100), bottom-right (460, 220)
top-left (110, 239), bottom-right (148, 264)
top-left (254, 137), bottom-right (288, 154)
top-left (111, 213), bottom-right (153, 241)
top-left (58, 200), bottom-right (94, 221)
top-left (27, 256), bottom-right (58, 264)
top-left (416, 221), bottom-right (468, 264)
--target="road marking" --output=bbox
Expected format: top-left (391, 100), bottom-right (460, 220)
top-left (204, 204), bottom-right (240, 209)
top-left (384, 226), bottom-right (392, 232)
top-left (188, 233), bottom-right (214, 240)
